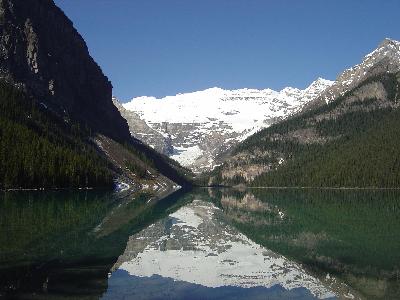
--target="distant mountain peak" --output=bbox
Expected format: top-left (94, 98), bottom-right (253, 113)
top-left (364, 38), bottom-right (400, 61)
top-left (314, 77), bottom-right (334, 85)
top-left (305, 78), bottom-right (334, 90)
top-left (319, 38), bottom-right (400, 104)
top-left (379, 37), bottom-right (400, 47)
top-left (118, 79), bottom-right (333, 172)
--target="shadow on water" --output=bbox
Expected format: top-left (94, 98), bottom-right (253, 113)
top-left (0, 188), bottom-right (192, 299)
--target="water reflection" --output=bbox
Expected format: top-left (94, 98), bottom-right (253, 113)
top-left (104, 200), bottom-right (336, 300)
top-left (209, 188), bottom-right (400, 300)
top-left (1, 188), bottom-right (399, 299)
top-left (0, 189), bottom-right (191, 299)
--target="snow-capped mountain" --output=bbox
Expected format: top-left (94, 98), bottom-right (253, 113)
top-left (116, 78), bottom-right (333, 173)
top-left (320, 38), bottom-right (400, 103)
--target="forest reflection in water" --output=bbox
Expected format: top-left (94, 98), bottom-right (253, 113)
top-left (0, 189), bottom-right (192, 299)
top-left (207, 188), bottom-right (400, 300)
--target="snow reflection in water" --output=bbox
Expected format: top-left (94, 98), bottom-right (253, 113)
top-left (103, 200), bottom-right (336, 300)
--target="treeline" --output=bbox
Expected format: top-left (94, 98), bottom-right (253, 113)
top-left (251, 107), bottom-right (400, 187)
top-left (0, 81), bottom-right (114, 189)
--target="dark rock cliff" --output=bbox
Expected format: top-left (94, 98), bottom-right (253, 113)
top-left (0, 0), bottom-right (131, 142)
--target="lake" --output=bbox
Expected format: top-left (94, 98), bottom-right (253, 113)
top-left (0, 188), bottom-right (399, 299)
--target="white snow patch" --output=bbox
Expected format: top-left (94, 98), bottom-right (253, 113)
top-left (170, 206), bottom-right (204, 229)
top-left (114, 180), bottom-right (130, 192)
top-left (170, 145), bottom-right (203, 166)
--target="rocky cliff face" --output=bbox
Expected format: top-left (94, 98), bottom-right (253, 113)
top-left (0, 0), bottom-right (130, 142)
top-left (113, 97), bottom-right (167, 150)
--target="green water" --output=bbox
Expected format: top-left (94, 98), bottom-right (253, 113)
top-left (0, 188), bottom-right (399, 299)
top-left (206, 188), bottom-right (400, 299)
top-left (0, 189), bottom-right (193, 298)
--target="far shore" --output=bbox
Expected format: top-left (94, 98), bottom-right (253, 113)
top-left (4, 185), bottom-right (400, 193)
top-left (201, 185), bottom-right (400, 191)
top-left (0, 186), bottom-right (102, 192)
top-left (249, 186), bottom-right (400, 190)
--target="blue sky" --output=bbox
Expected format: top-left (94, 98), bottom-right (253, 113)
top-left (54, 0), bottom-right (400, 101)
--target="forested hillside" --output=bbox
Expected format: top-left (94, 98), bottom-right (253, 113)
top-left (0, 81), bottom-right (190, 189)
top-left (0, 81), bottom-right (114, 189)
top-left (0, 81), bottom-right (193, 190)
top-left (209, 71), bottom-right (400, 188)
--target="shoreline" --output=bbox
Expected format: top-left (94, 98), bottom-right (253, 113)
top-left (4, 185), bottom-right (400, 193)
top-left (0, 186), bottom-right (113, 193)
top-left (248, 186), bottom-right (400, 190)
top-left (199, 185), bottom-right (400, 191)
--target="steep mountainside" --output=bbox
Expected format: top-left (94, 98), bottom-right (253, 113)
top-left (208, 39), bottom-right (400, 188)
top-left (0, 0), bottom-right (192, 190)
top-left (0, 81), bottom-right (114, 189)
top-left (0, 0), bottom-right (130, 142)
top-left (113, 97), bottom-right (166, 150)
top-left (116, 78), bottom-right (333, 173)
top-left (319, 38), bottom-right (400, 104)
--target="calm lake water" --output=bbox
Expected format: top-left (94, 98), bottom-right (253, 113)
top-left (0, 188), bottom-right (399, 299)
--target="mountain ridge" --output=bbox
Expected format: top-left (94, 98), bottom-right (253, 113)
top-left (317, 38), bottom-right (400, 104)
top-left (123, 77), bottom-right (333, 104)
top-left (116, 78), bottom-right (333, 173)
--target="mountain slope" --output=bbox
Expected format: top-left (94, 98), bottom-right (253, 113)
top-left (0, 0), bottom-right (192, 190)
top-left (208, 39), bottom-right (400, 188)
top-left (117, 78), bottom-right (333, 173)
top-left (319, 38), bottom-right (400, 104)
top-left (0, 0), bottom-right (130, 142)
top-left (0, 80), bottom-right (114, 189)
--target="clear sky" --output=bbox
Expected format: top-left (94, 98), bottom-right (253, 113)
top-left (54, 0), bottom-right (400, 101)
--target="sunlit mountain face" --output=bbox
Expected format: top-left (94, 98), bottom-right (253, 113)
top-left (116, 78), bottom-right (333, 173)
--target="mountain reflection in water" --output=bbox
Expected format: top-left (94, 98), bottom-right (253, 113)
top-left (104, 200), bottom-right (336, 300)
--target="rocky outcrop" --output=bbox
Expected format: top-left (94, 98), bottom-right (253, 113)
top-left (0, 0), bottom-right (130, 142)
top-left (113, 97), bottom-right (166, 149)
